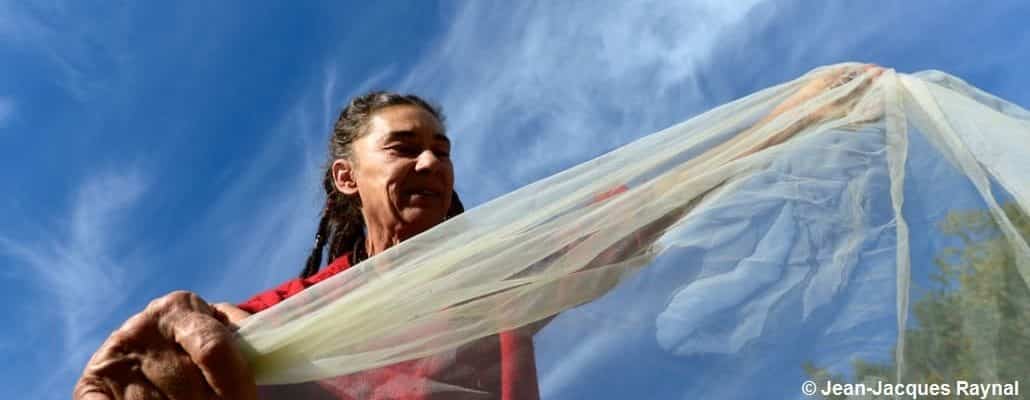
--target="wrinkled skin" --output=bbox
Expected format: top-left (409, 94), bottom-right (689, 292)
top-left (71, 67), bottom-right (879, 400)
top-left (332, 104), bottom-right (454, 254)
top-left (73, 291), bottom-right (256, 400)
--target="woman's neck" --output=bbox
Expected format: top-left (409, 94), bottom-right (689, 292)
top-left (364, 231), bottom-right (402, 257)
top-left (363, 222), bottom-right (414, 257)
top-left (362, 216), bottom-right (442, 257)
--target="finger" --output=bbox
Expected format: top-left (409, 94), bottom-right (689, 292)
top-left (79, 394), bottom-right (112, 400)
top-left (832, 66), bottom-right (881, 102)
top-left (821, 68), bottom-right (848, 87)
top-left (142, 291), bottom-right (252, 399)
top-left (75, 357), bottom-right (170, 400)
top-left (123, 379), bottom-right (169, 400)
top-left (139, 346), bottom-right (217, 400)
top-left (76, 377), bottom-right (167, 400)
top-left (849, 68), bottom-right (880, 94)
top-left (165, 310), bottom-right (257, 400)
top-left (75, 315), bottom-right (151, 400)
top-left (74, 376), bottom-right (114, 400)
top-left (832, 66), bottom-right (869, 88)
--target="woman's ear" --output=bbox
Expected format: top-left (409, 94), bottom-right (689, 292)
top-left (332, 159), bottom-right (359, 195)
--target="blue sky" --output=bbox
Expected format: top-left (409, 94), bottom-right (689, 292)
top-left (2, 1), bottom-right (1029, 398)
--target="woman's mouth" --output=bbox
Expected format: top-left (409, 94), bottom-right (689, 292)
top-left (405, 187), bottom-right (444, 202)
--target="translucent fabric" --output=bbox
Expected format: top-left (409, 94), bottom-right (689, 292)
top-left (236, 63), bottom-right (1030, 399)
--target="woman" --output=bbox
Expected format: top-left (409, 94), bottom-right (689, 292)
top-left (74, 91), bottom-right (535, 400)
top-left (73, 65), bottom-right (883, 400)
top-left (230, 93), bottom-right (540, 400)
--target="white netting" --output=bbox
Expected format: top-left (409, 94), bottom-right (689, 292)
top-left (236, 63), bottom-right (1030, 399)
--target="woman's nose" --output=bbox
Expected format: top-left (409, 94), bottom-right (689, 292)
top-left (414, 150), bottom-right (445, 172)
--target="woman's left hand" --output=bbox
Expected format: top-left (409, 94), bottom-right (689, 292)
top-left (768, 63), bottom-right (886, 122)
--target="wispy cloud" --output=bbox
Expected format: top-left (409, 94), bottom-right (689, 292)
top-left (0, 167), bottom-right (148, 397)
top-left (5, 2), bottom-right (1027, 399)
top-left (0, 97), bottom-right (13, 127)
top-left (395, 1), bottom-right (1030, 209)
top-left (392, 0), bottom-right (792, 393)
top-left (197, 0), bottom-right (776, 298)
top-left (0, 2), bottom-right (132, 101)
top-left (0, 2), bottom-right (48, 44)
top-left (398, 0), bottom-right (767, 205)
top-left (391, 1), bottom-right (1030, 396)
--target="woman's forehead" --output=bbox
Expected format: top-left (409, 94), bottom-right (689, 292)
top-left (367, 105), bottom-right (446, 139)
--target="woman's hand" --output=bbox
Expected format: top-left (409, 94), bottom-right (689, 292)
top-left (767, 63), bottom-right (886, 123)
top-left (737, 64), bottom-right (886, 159)
top-left (73, 291), bottom-right (257, 400)
top-left (213, 302), bottom-right (253, 326)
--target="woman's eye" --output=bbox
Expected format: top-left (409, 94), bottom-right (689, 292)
top-left (389, 146), bottom-right (419, 156)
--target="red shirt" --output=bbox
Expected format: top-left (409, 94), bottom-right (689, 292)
top-left (239, 254), bottom-right (541, 400)
top-left (239, 184), bottom-right (635, 399)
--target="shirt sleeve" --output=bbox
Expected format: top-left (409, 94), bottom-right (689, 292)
top-left (237, 278), bottom-right (307, 313)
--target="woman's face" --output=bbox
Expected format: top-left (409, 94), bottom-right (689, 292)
top-left (334, 104), bottom-right (454, 239)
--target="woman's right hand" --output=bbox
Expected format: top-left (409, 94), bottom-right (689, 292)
top-left (72, 291), bottom-right (257, 400)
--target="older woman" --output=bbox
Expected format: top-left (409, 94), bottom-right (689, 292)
top-left (73, 65), bottom-right (883, 400)
top-left (230, 93), bottom-right (539, 400)
top-left (74, 92), bottom-right (536, 400)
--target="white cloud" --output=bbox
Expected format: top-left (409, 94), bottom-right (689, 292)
top-left (0, 2), bottom-right (46, 44)
top-left (0, 2), bottom-right (133, 101)
top-left (0, 168), bottom-right (148, 397)
top-left (398, 0), bottom-right (768, 205)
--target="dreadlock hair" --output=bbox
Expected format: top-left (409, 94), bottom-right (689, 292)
top-left (300, 91), bottom-right (465, 278)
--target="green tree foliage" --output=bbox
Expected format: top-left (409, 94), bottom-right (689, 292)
top-left (805, 203), bottom-right (1030, 399)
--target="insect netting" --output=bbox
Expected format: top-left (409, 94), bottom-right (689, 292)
top-left (236, 63), bottom-right (1030, 399)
